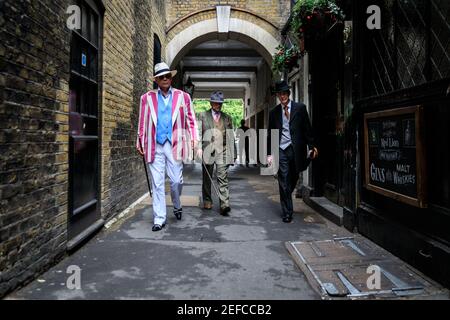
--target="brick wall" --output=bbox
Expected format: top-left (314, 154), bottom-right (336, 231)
top-left (166, 0), bottom-right (291, 28)
top-left (152, 0), bottom-right (167, 52)
top-left (0, 0), bottom-right (71, 296)
top-left (101, 0), bottom-right (166, 220)
top-left (0, 0), bottom-right (284, 298)
top-left (165, 0), bottom-right (289, 61)
top-left (0, 0), bottom-right (167, 298)
top-left (166, 8), bottom-right (283, 44)
top-left (166, 10), bottom-right (217, 42)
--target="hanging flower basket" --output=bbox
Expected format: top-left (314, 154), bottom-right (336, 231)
top-left (291, 0), bottom-right (345, 51)
top-left (271, 43), bottom-right (303, 74)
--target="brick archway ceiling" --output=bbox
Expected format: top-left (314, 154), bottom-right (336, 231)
top-left (180, 39), bottom-right (265, 99)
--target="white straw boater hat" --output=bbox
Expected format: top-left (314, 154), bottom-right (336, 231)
top-left (151, 62), bottom-right (177, 80)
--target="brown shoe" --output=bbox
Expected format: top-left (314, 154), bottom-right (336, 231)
top-left (203, 202), bottom-right (212, 210)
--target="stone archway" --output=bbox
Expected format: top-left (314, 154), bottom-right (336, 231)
top-left (165, 6), bottom-right (279, 137)
top-left (166, 7), bottom-right (280, 68)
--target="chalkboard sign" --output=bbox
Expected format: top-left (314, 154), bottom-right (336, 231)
top-left (364, 106), bottom-right (427, 208)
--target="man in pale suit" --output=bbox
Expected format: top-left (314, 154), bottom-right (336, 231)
top-left (198, 91), bottom-right (236, 216)
top-left (136, 62), bottom-right (198, 231)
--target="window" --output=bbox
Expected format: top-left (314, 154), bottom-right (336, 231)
top-left (69, 0), bottom-right (100, 121)
top-left (291, 80), bottom-right (296, 101)
top-left (358, 0), bottom-right (450, 98)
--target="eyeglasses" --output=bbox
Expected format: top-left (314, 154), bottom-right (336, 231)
top-left (156, 74), bottom-right (172, 81)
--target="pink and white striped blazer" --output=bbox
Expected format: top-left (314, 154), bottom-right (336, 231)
top-left (136, 88), bottom-right (198, 163)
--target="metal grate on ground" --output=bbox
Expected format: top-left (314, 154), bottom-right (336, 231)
top-left (286, 236), bottom-right (449, 300)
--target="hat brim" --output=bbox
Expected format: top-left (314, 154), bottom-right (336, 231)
top-left (151, 70), bottom-right (177, 81)
top-left (210, 99), bottom-right (224, 103)
top-left (273, 86), bottom-right (291, 93)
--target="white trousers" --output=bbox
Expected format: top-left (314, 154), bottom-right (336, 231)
top-left (148, 141), bottom-right (183, 225)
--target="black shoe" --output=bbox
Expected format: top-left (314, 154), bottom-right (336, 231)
top-left (220, 207), bottom-right (231, 216)
top-left (174, 208), bottom-right (182, 220)
top-left (152, 223), bottom-right (166, 232)
top-left (282, 216), bottom-right (293, 223)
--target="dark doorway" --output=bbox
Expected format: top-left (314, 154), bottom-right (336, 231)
top-left (310, 24), bottom-right (345, 206)
top-left (68, 0), bottom-right (103, 246)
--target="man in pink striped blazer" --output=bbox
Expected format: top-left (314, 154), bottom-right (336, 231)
top-left (136, 62), bottom-right (199, 231)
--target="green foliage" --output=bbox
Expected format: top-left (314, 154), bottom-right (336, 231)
top-left (271, 0), bottom-right (345, 74)
top-left (291, 0), bottom-right (345, 38)
top-left (193, 99), bottom-right (244, 128)
top-left (271, 43), bottom-right (302, 74)
top-left (193, 99), bottom-right (212, 114)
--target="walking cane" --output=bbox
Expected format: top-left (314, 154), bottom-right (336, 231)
top-left (201, 160), bottom-right (221, 200)
top-left (197, 146), bottom-right (221, 200)
top-left (138, 138), bottom-right (153, 197)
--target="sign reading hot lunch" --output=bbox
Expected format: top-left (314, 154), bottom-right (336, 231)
top-left (364, 106), bottom-right (427, 208)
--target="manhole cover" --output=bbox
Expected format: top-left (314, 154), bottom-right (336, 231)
top-left (286, 236), bottom-right (449, 299)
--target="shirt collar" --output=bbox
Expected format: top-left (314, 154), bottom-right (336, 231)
top-left (158, 86), bottom-right (173, 97)
top-left (281, 100), bottom-right (291, 111)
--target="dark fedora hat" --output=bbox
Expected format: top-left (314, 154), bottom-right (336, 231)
top-left (272, 80), bottom-right (291, 93)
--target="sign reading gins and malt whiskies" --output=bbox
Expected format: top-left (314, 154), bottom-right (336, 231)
top-left (364, 106), bottom-right (427, 208)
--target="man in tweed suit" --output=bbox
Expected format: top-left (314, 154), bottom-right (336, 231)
top-left (198, 91), bottom-right (236, 216)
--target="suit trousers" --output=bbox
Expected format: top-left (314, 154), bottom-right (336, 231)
top-left (277, 145), bottom-right (299, 218)
top-left (202, 153), bottom-right (230, 209)
top-left (148, 141), bottom-right (183, 225)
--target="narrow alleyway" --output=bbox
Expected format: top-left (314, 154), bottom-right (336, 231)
top-left (6, 165), bottom-right (351, 300)
top-left (2, 0), bottom-right (449, 301)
